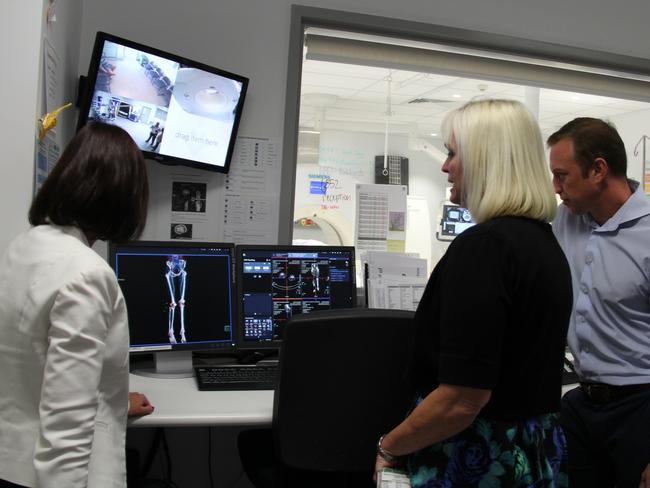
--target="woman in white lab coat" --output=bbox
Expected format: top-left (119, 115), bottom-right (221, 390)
top-left (0, 121), bottom-right (151, 488)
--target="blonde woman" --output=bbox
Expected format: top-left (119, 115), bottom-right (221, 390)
top-left (375, 100), bottom-right (571, 486)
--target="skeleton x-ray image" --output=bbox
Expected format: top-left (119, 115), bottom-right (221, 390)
top-left (114, 252), bottom-right (233, 347)
top-left (165, 255), bottom-right (187, 343)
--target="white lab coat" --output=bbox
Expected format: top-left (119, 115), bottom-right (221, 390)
top-left (0, 225), bottom-right (129, 488)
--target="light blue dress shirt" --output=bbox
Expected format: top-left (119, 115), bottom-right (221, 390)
top-left (553, 180), bottom-right (650, 385)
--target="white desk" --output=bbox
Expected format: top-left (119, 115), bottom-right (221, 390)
top-left (128, 372), bottom-right (578, 428)
top-left (128, 373), bottom-right (274, 427)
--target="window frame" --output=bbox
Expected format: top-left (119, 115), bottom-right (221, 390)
top-left (278, 5), bottom-right (650, 243)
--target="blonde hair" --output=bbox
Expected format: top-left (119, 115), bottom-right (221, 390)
top-left (441, 99), bottom-right (556, 224)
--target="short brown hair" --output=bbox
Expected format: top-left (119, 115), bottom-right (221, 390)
top-left (29, 121), bottom-right (148, 242)
top-left (546, 117), bottom-right (627, 178)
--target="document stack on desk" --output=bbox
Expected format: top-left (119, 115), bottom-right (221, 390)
top-left (362, 251), bottom-right (428, 311)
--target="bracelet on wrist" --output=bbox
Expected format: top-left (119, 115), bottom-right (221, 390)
top-left (377, 434), bottom-right (400, 463)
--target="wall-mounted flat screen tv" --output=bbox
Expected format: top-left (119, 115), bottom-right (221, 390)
top-left (77, 32), bottom-right (248, 174)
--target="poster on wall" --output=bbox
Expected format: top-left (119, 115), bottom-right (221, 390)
top-left (34, 133), bottom-right (60, 194)
top-left (140, 164), bottom-right (221, 242)
top-left (34, 38), bottom-right (63, 195)
top-left (355, 183), bottom-right (407, 253)
top-left (165, 173), bottom-right (212, 241)
top-left (219, 136), bottom-right (281, 244)
top-left (139, 135), bottom-right (281, 243)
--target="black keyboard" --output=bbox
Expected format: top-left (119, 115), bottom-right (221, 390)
top-left (194, 364), bottom-right (278, 391)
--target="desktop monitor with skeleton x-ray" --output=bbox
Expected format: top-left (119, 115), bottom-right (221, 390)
top-left (108, 241), bottom-right (235, 377)
top-left (235, 245), bottom-right (357, 351)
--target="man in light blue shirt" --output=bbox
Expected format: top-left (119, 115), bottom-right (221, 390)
top-left (548, 117), bottom-right (650, 488)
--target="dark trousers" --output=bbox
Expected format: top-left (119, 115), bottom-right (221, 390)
top-left (561, 386), bottom-right (650, 488)
top-left (0, 480), bottom-right (27, 488)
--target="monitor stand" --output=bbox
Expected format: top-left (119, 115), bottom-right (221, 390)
top-left (132, 351), bottom-right (194, 379)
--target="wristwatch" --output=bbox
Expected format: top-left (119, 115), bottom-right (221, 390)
top-left (377, 434), bottom-right (400, 462)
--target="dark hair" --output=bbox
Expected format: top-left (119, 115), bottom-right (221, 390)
top-left (546, 117), bottom-right (627, 178)
top-left (29, 121), bottom-right (148, 242)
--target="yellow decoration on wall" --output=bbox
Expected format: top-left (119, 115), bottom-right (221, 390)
top-left (38, 102), bottom-right (72, 140)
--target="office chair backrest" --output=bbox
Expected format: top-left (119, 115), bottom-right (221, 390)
top-left (273, 308), bottom-right (416, 473)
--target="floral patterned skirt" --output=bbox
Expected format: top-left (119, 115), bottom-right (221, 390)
top-left (406, 413), bottom-right (568, 487)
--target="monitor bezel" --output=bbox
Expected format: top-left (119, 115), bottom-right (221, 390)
top-left (234, 244), bottom-right (357, 351)
top-left (108, 240), bottom-right (238, 355)
top-left (78, 31), bottom-right (249, 174)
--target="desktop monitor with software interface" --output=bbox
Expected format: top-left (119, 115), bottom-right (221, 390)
top-left (437, 203), bottom-right (475, 241)
top-left (235, 245), bottom-right (357, 351)
top-left (108, 240), bottom-right (236, 377)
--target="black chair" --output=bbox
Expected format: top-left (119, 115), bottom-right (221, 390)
top-left (239, 308), bottom-right (416, 487)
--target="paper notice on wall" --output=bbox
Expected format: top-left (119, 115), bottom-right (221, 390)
top-left (221, 193), bottom-right (278, 243)
top-left (34, 37), bottom-right (63, 195)
top-left (140, 163), bottom-right (224, 241)
top-left (43, 37), bottom-right (62, 114)
top-left (218, 136), bottom-right (281, 244)
top-left (34, 132), bottom-right (60, 195)
top-left (355, 183), bottom-right (407, 253)
top-left (139, 136), bottom-right (280, 243)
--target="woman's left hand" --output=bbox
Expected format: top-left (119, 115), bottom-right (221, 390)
top-left (128, 391), bottom-right (154, 417)
top-left (373, 454), bottom-right (398, 482)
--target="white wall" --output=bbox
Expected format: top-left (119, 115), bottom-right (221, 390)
top-left (0, 1), bottom-right (82, 254)
top-left (42, 0), bottom-right (84, 153)
top-left (0, 1), bottom-right (45, 253)
top-left (77, 0), bottom-right (292, 142)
